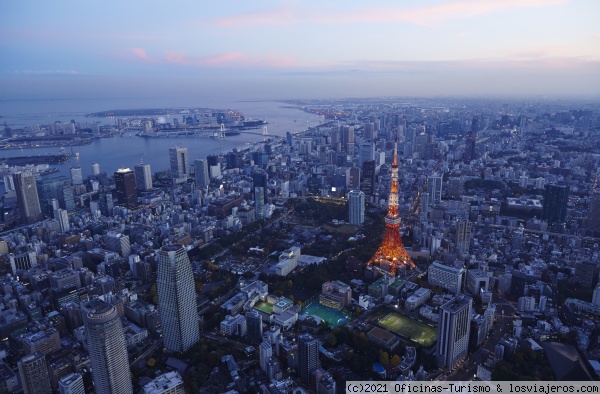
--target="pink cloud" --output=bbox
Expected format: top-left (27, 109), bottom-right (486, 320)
top-left (211, 0), bottom-right (568, 28)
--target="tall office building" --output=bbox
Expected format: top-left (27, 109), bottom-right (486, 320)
top-left (55, 208), bottom-right (70, 232)
top-left (342, 125), bottom-right (354, 154)
top-left (169, 147), bottom-right (189, 183)
top-left (14, 171), bottom-right (42, 224)
top-left (361, 160), bottom-right (376, 195)
top-left (58, 372), bottom-right (85, 394)
top-left (348, 190), bottom-right (365, 225)
top-left (91, 163), bottom-right (101, 176)
top-left (437, 295), bottom-right (472, 369)
top-left (298, 333), bottom-right (320, 385)
top-left (157, 244), bottom-right (199, 352)
top-left (134, 163), bottom-right (153, 190)
top-left (246, 310), bottom-right (263, 343)
top-left (349, 166), bottom-right (361, 190)
top-left (463, 118), bottom-right (477, 163)
top-left (82, 299), bottom-right (132, 394)
top-left (359, 142), bottom-right (375, 168)
top-left (70, 166), bottom-right (83, 185)
top-left (455, 220), bottom-right (472, 254)
top-left (114, 168), bottom-right (137, 208)
top-left (104, 232), bottom-right (131, 257)
top-left (194, 159), bottom-right (209, 189)
top-left (364, 122), bottom-right (376, 141)
top-left (542, 184), bottom-right (569, 224)
top-left (427, 174), bottom-right (443, 206)
top-left (37, 175), bottom-right (76, 213)
top-left (18, 352), bottom-right (52, 394)
top-left (255, 187), bottom-right (266, 220)
top-left (252, 172), bottom-right (268, 203)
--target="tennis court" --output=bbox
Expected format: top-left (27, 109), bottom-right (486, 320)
top-left (378, 312), bottom-right (436, 347)
top-left (301, 303), bottom-right (349, 328)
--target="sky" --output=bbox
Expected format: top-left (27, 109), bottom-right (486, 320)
top-left (1, 0), bottom-right (599, 100)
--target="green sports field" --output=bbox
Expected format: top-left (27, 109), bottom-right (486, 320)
top-left (378, 312), bottom-right (436, 347)
top-left (301, 304), bottom-right (349, 328)
top-left (254, 301), bottom-right (273, 314)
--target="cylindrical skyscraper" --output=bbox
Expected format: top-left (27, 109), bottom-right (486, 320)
top-left (83, 300), bottom-right (132, 394)
top-left (157, 244), bottom-right (200, 352)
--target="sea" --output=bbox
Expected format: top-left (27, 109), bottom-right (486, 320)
top-left (0, 97), bottom-right (324, 179)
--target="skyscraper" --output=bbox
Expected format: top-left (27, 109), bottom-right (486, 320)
top-left (14, 171), bottom-right (42, 224)
top-left (437, 295), bottom-right (472, 369)
top-left (169, 147), bottom-right (189, 183)
top-left (255, 187), bottom-right (265, 220)
top-left (134, 163), bottom-right (152, 190)
top-left (367, 140), bottom-right (415, 275)
top-left (252, 172), bottom-right (268, 203)
top-left (37, 175), bottom-right (75, 213)
top-left (157, 244), bottom-right (199, 352)
top-left (82, 299), bottom-right (132, 394)
top-left (18, 352), bottom-right (52, 394)
top-left (542, 184), bottom-right (569, 224)
top-left (246, 310), bottom-right (263, 343)
top-left (298, 333), bottom-right (320, 385)
top-left (361, 160), bottom-right (375, 195)
top-left (427, 174), bottom-right (443, 206)
top-left (56, 208), bottom-right (70, 232)
top-left (455, 220), bottom-right (472, 254)
top-left (91, 163), bottom-right (101, 176)
top-left (114, 168), bottom-right (137, 208)
top-left (194, 159), bottom-right (209, 189)
top-left (463, 117), bottom-right (477, 163)
top-left (70, 166), bottom-right (83, 185)
top-left (359, 142), bottom-right (375, 167)
top-left (348, 190), bottom-right (365, 225)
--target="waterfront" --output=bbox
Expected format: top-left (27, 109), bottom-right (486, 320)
top-left (0, 98), bottom-right (324, 178)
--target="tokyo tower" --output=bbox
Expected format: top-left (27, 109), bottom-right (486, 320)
top-left (367, 138), bottom-right (415, 275)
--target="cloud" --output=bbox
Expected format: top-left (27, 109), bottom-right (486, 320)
top-left (123, 48), bottom-right (298, 69)
top-left (13, 69), bottom-right (82, 75)
top-left (210, 0), bottom-right (568, 28)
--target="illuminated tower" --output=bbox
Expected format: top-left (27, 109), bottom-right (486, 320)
top-left (367, 139), bottom-right (415, 275)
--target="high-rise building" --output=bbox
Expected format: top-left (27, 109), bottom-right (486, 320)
top-left (37, 175), bottom-right (75, 213)
top-left (18, 352), bottom-right (52, 394)
top-left (134, 164), bottom-right (153, 190)
top-left (359, 142), bottom-right (375, 167)
top-left (367, 140), bottom-right (415, 275)
top-left (169, 147), bottom-right (189, 183)
top-left (542, 184), bottom-right (569, 224)
top-left (592, 284), bottom-right (600, 307)
top-left (255, 187), bottom-right (265, 220)
top-left (363, 122), bottom-right (376, 141)
top-left (463, 118), bottom-right (477, 163)
top-left (342, 125), bottom-right (354, 154)
top-left (70, 166), bottom-right (83, 185)
top-left (82, 299), bottom-right (132, 394)
top-left (58, 372), bottom-right (85, 394)
top-left (252, 172), bottom-right (268, 203)
top-left (348, 190), bottom-right (365, 225)
top-left (361, 160), bottom-right (375, 195)
top-left (437, 295), bottom-right (472, 369)
top-left (246, 310), bottom-right (263, 343)
top-left (114, 168), bottom-right (137, 208)
top-left (194, 159), bottom-right (209, 189)
top-left (455, 220), bottom-right (472, 254)
top-left (428, 174), bottom-right (443, 206)
top-left (574, 261), bottom-right (600, 289)
top-left (14, 171), bottom-right (42, 224)
top-left (91, 163), bottom-right (101, 176)
top-left (298, 333), bottom-right (320, 385)
top-left (349, 166), bottom-right (361, 190)
top-left (55, 208), bottom-right (70, 232)
top-left (157, 244), bottom-right (199, 352)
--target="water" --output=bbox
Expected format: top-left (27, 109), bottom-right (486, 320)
top-left (0, 97), bottom-right (324, 178)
